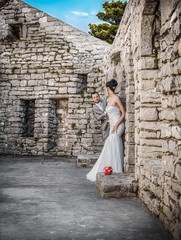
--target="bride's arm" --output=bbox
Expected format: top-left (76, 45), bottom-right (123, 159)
top-left (111, 96), bottom-right (125, 133)
top-left (116, 96), bottom-right (125, 124)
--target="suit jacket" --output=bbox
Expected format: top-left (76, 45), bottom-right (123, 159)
top-left (92, 99), bottom-right (110, 142)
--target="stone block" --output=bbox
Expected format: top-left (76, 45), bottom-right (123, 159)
top-left (126, 120), bottom-right (135, 132)
top-left (161, 76), bottom-right (177, 93)
top-left (141, 57), bottom-right (157, 70)
top-left (124, 164), bottom-right (135, 173)
top-left (140, 107), bottom-right (158, 121)
top-left (160, 0), bottom-right (180, 25)
top-left (140, 92), bottom-right (161, 103)
top-left (142, 2), bottom-right (158, 15)
top-left (140, 80), bottom-right (156, 91)
top-left (161, 123), bottom-right (172, 138)
top-left (126, 93), bottom-right (134, 103)
top-left (96, 173), bottom-right (138, 198)
top-left (125, 132), bottom-right (135, 143)
top-left (175, 164), bottom-right (181, 181)
top-left (175, 107), bottom-right (181, 123)
top-left (141, 15), bottom-right (155, 56)
top-left (139, 69), bottom-right (160, 80)
top-left (140, 139), bottom-right (162, 147)
top-left (138, 145), bottom-right (162, 158)
top-left (172, 180), bottom-right (181, 194)
top-left (162, 139), bottom-right (178, 155)
top-left (171, 126), bottom-right (181, 139)
top-left (58, 87), bottom-right (67, 94)
top-left (140, 121), bottom-right (161, 131)
top-left (126, 102), bottom-right (134, 113)
top-left (162, 155), bottom-right (175, 177)
top-left (159, 109), bottom-right (176, 121)
top-left (163, 206), bottom-right (173, 221)
top-left (140, 131), bottom-right (157, 139)
top-left (76, 154), bottom-right (96, 168)
top-left (125, 144), bottom-right (135, 163)
top-left (39, 16), bottom-right (47, 23)
top-left (68, 88), bottom-right (76, 94)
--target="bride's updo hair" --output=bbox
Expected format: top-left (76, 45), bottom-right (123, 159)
top-left (106, 79), bottom-right (118, 92)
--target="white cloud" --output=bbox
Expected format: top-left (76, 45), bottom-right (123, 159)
top-left (71, 11), bottom-right (89, 17)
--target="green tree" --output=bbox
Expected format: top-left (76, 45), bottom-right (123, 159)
top-left (88, 0), bottom-right (127, 44)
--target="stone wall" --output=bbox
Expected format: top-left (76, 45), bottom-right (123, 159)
top-left (103, 0), bottom-right (181, 239)
top-left (0, 0), bottom-right (109, 157)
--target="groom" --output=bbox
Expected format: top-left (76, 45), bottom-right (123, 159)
top-left (91, 92), bottom-right (110, 143)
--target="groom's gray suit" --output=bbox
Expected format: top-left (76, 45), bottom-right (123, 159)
top-left (93, 99), bottom-right (110, 143)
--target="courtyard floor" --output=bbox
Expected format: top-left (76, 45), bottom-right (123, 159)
top-left (0, 156), bottom-right (173, 240)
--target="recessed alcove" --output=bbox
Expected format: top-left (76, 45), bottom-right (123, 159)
top-left (20, 99), bottom-right (35, 137)
top-left (76, 74), bottom-right (88, 93)
top-left (47, 99), bottom-right (69, 152)
top-left (7, 24), bottom-right (22, 41)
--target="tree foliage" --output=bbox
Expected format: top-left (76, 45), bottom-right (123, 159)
top-left (89, 1), bottom-right (127, 44)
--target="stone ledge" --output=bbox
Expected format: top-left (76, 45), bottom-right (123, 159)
top-left (77, 154), bottom-right (99, 168)
top-left (96, 173), bottom-right (138, 198)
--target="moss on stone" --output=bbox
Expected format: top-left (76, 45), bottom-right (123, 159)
top-left (11, 67), bottom-right (17, 74)
top-left (92, 67), bottom-right (102, 73)
top-left (150, 192), bottom-right (156, 199)
top-left (80, 91), bottom-right (84, 98)
top-left (111, 51), bottom-right (120, 65)
top-left (71, 122), bottom-right (76, 129)
top-left (14, 16), bottom-right (19, 21)
top-left (158, 205), bottom-right (163, 213)
top-left (77, 130), bottom-right (82, 136)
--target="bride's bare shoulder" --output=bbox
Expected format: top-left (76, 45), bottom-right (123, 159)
top-left (114, 95), bottom-right (121, 101)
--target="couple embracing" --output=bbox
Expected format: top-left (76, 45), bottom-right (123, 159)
top-left (86, 79), bottom-right (125, 182)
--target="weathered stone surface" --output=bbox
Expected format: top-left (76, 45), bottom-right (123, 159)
top-left (0, 0), bottom-right (109, 157)
top-left (77, 154), bottom-right (99, 168)
top-left (175, 164), bottom-right (181, 181)
top-left (1, 0), bottom-right (181, 239)
top-left (96, 172), bottom-right (138, 198)
top-left (141, 57), bottom-right (158, 69)
top-left (140, 107), bottom-right (158, 121)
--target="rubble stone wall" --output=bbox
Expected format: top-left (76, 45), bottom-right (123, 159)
top-left (0, 0), bottom-right (109, 157)
top-left (103, 0), bottom-right (181, 239)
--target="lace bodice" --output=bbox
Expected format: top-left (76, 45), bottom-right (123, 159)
top-left (106, 104), bottom-right (121, 126)
top-left (105, 105), bottom-right (124, 136)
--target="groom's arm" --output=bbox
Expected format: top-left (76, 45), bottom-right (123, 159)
top-left (93, 108), bottom-right (107, 121)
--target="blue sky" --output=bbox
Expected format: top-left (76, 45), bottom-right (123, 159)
top-left (23, 0), bottom-right (108, 33)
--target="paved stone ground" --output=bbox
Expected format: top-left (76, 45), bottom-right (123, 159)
top-left (0, 156), bottom-right (173, 240)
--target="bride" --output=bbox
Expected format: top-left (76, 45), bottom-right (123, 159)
top-left (86, 79), bottom-right (125, 182)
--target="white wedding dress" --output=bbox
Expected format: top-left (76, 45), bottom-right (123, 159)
top-left (86, 105), bottom-right (125, 182)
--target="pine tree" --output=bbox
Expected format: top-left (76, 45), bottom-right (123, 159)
top-left (89, 0), bottom-right (127, 44)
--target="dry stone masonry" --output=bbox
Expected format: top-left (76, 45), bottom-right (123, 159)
top-left (0, 0), bottom-right (109, 157)
top-left (103, 0), bottom-right (181, 239)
